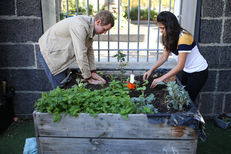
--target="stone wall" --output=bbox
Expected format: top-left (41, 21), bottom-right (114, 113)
top-left (0, 0), bottom-right (230, 118)
top-left (0, 0), bottom-right (51, 118)
top-left (198, 0), bottom-right (231, 116)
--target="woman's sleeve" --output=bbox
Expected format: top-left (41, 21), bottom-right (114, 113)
top-left (178, 33), bottom-right (195, 53)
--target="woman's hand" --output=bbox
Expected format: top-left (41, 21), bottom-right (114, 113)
top-left (143, 70), bottom-right (152, 81)
top-left (91, 72), bottom-right (106, 84)
top-left (143, 49), bottom-right (170, 82)
top-left (150, 77), bottom-right (164, 88)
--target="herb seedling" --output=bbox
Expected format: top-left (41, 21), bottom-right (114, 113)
top-left (136, 79), bottom-right (149, 97)
top-left (113, 51), bottom-right (128, 81)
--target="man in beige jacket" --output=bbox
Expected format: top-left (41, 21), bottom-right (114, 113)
top-left (38, 10), bottom-right (114, 89)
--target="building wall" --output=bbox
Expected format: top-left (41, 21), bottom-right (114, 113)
top-left (0, 0), bottom-right (51, 119)
top-left (198, 0), bottom-right (231, 116)
top-left (0, 0), bottom-right (230, 118)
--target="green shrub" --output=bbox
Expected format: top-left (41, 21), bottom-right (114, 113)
top-left (124, 7), bottom-right (158, 21)
top-left (60, 5), bottom-right (94, 20)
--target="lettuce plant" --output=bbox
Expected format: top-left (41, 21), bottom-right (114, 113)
top-left (166, 81), bottom-right (190, 111)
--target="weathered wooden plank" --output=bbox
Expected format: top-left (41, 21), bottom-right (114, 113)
top-left (38, 137), bottom-right (197, 154)
top-left (33, 112), bottom-right (197, 140)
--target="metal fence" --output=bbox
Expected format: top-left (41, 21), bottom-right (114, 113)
top-left (61, 0), bottom-right (178, 64)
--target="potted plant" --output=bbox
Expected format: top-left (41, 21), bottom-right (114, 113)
top-left (214, 113), bottom-right (231, 129)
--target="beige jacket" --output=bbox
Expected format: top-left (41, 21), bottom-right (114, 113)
top-left (39, 15), bottom-right (96, 79)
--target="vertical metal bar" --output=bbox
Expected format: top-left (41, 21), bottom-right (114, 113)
top-left (137, 0), bottom-right (141, 62)
top-left (66, 0), bottom-right (69, 17)
top-left (156, 0), bottom-right (162, 61)
top-left (179, 0), bottom-right (182, 24)
top-left (194, 0), bottom-right (202, 43)
top-left (87, 0), bottom-right (89, 16)
top-left (169, 0), bottom-right (172, 11)
top-left (97, 0), bottom-right (100, 62)
top-left (76, 0), bottom-right (79, 15)
top-left (147, 0), bottom-right (151, 62)
top-left (107, 0), bottom-right (110, 62)
top-left (127, 0), bottom-right (130, 61)
top-left (55, 0), bottom-right (60, 22)
top-left (117, 0), bottom-right (120, 62)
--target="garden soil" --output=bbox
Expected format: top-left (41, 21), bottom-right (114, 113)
top-left (63, 70), bottom-right (189, 113)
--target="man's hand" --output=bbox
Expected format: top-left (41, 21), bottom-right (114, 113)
top-left (87, 78), bottom-right (104, 85)
top-left (91, 72), bottom-right (106, 84)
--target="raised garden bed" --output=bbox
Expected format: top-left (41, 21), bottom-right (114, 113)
top-left (33, 112), bottom-right (198, 153)
top-left (33, 69), bottom-right (205, 154)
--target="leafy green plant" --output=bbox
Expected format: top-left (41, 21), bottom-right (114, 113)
top-left (131, 94), bottom-right (157, 114)
top-left (35, 73), bottom-right (192, 122)
top-left (136, 79), bottom-right (149, 97)
top-left (35, 78), bottom-right (155, 122)
top-left (113, 51), bottom-right (128, 81)
top-left (131, 80), bottom-right (157, 113)
top-left (165, 81), bottom-right (190, 111)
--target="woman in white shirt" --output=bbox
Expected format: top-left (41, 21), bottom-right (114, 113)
top-left (143, 11), bottom-right (208, 102)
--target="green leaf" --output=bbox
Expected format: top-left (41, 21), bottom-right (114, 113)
top-left (146, 94), bottom-right (155, 103)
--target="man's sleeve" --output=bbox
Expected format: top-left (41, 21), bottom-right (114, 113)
top-left (69, 24), bottom-right (91, 79)
top-left (87, 42), bottom-right (96, 72)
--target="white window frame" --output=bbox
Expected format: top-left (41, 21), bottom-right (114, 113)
top-left (174, 0), bottom-right (198, 36)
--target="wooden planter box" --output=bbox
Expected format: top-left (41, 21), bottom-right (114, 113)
top-left (33, 111), bottom-right (198, 154)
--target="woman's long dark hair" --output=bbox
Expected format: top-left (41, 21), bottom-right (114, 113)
top-left (157, 11), bottom-right (182, 51)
